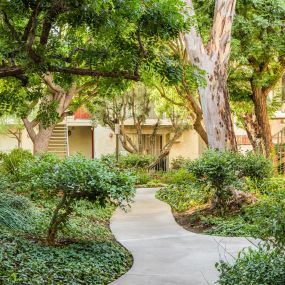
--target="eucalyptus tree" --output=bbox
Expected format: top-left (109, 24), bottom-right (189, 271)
top-left (0, 0), bottom-right (188, 154)
top-left (183, 0), bottom-right (237, 151)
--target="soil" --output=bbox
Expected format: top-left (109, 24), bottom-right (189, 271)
top-left (172, 204), bottom-right (217, 234)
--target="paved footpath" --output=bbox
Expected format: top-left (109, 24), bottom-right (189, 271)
top-left (110, 188), bottom-right (258, 285)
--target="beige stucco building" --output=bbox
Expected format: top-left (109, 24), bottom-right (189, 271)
top-left (0, 108), bottom-right (207, 169)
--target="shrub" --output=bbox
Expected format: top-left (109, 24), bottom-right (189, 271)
top-left (21, 154), bottom-right (135, 245)
top-left (171, 156), bottom-right (190, 170)
top-left (162, 168), bottom-right (195, 185)
top-left (187, 150), bottom-right (272, 213)
top-left (0, 149), bottom-right (34, 183)
top-left (187, 150), bottom-right (240, 212)
top-left (243, 194), bottom-right (285, 249)
top-left (217, 246), bottom-right (285, 285)
top-left (135, 170), bottom-right (152, 185)
top-left (156, 183), bottom-right (208, 212)
top-left (238, 153), bottom-right (273, 181)
top-left (0, 191), bottom-right (35, 232)
top-left (101, 153), bottom-right (154, 170)
top-left (120, 153), bottom-right (154, 169)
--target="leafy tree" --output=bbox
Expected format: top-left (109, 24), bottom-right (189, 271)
top-left (0, 0), bottom-right (188, 153)
top-left (229, 0), bottom-right (285, 159)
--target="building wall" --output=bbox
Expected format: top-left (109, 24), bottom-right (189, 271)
top-left (94, 125), bottom-right (116, 158)
top-left (0, 129), bottom-right (33, 153)
top-left (68, 126), bottom-right (93, 158)
top-left (169, 129), bottom-right (204, 164)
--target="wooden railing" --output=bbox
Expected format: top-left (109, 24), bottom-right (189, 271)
top-left (148, 152), bottom-right (169, 172)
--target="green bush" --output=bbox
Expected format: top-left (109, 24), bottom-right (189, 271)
top-left (0, 191), bottom-right (35, 232)
top-left (0, 233), bottom-right (131, 285)
top-left (120, 153), bottom-right (154, 169)
top-left (187, 150), bottom-right (240, 212)
top-left (135, 170), bottom-right (152, 185)
top-left (21, 154), bottom-right (136, 245)
top-left (238, 153), bottom-right (273, 181)
top-left (187, 150), bottom-right (272, 212)
top-left (156, 183), bottom-right (208, 212)
top-left (162, 168), bottom-right (195, 185)
top-left (0, 149), bottom-right (33, 181)
top-left (217, 246), bottom-right (285, 285)
top-left (171, 156), bottom-right (190, 170)
top-left (101, 153), bottom-right (154, 170)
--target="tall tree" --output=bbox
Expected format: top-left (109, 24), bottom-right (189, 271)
top-left (229, 0), bottom-right (285, 159)
top-left (183, 0), bottom-right (237, 151)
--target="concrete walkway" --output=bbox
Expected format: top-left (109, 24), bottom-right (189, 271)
top-left (110, 188), bottom-right (258, 285)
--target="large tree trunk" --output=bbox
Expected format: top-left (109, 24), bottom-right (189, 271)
top-left (33, 126), bottom-right (55, 155)
top-left (183, 0), bottom-right (237, 151)
top-left (199, 66), bottom-right (237, 150)
top-left (252, 88), bottom-right (274, 159)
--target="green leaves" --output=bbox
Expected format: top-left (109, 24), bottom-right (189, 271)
top-left (0, 235), bottom-right (132, 285)
top-left (217, 245), bottom-right (285, 285)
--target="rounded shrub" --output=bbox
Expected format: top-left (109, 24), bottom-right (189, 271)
top-left (217, 246), bottom-right (285, 285)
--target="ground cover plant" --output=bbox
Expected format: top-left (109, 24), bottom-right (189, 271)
top-left (0, 149), bottom-right (135, 284)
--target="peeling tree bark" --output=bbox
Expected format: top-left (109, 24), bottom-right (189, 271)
top-left (183, 0), bottom-right (237, 151)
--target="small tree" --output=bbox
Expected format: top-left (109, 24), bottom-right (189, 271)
top-left (22, 154), bottom-right (135, 245)
top-left (91, 83), bottom-right (190, 161)
top-left (0, 116), bottom-right (24, 148)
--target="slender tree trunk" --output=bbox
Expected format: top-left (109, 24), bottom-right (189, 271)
top-left (241, 113), bottom-right (264, 154)
top-left (252, 88), bottom-right (274, 159)
top-left (193, 116), bottom-right (208, 145)
top-left (33, 126), bottom-right (55, 155)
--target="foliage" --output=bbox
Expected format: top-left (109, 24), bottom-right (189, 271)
top-left (237, 153), bottom-right (273, 181)
top-left (170, 156), bottom-right (190, 170)
top-left (217, 246), bottom-right (285, 285)
top-left (156, 183), bottom-right (208, 212)
top-left (120, 153), bottom-right (154, 169)
top-left (135, 171), bottom-right (152, 185)
top-left (187, 150), bottom-right (240, 211)
top-left (187, 150), bottom-right (273, 211)
top-left (20, 154), bottom-right (135, 244)
top-left (0, 0), bottom-right (189, 144)
top-left (0, 148), bottom-right (33, 181)
top-left (0, 233), bottom-right (132, 285)
top-left (161, 168), bottom-right (195, 185)
top-left (0, 191), bottom-right (35, 233)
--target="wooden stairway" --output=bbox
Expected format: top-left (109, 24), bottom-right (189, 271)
top-left (47, 124), bottom-right (68, 158)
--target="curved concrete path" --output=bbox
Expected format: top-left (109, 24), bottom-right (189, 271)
top-left (110, 188), bottom-right (258, 285)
